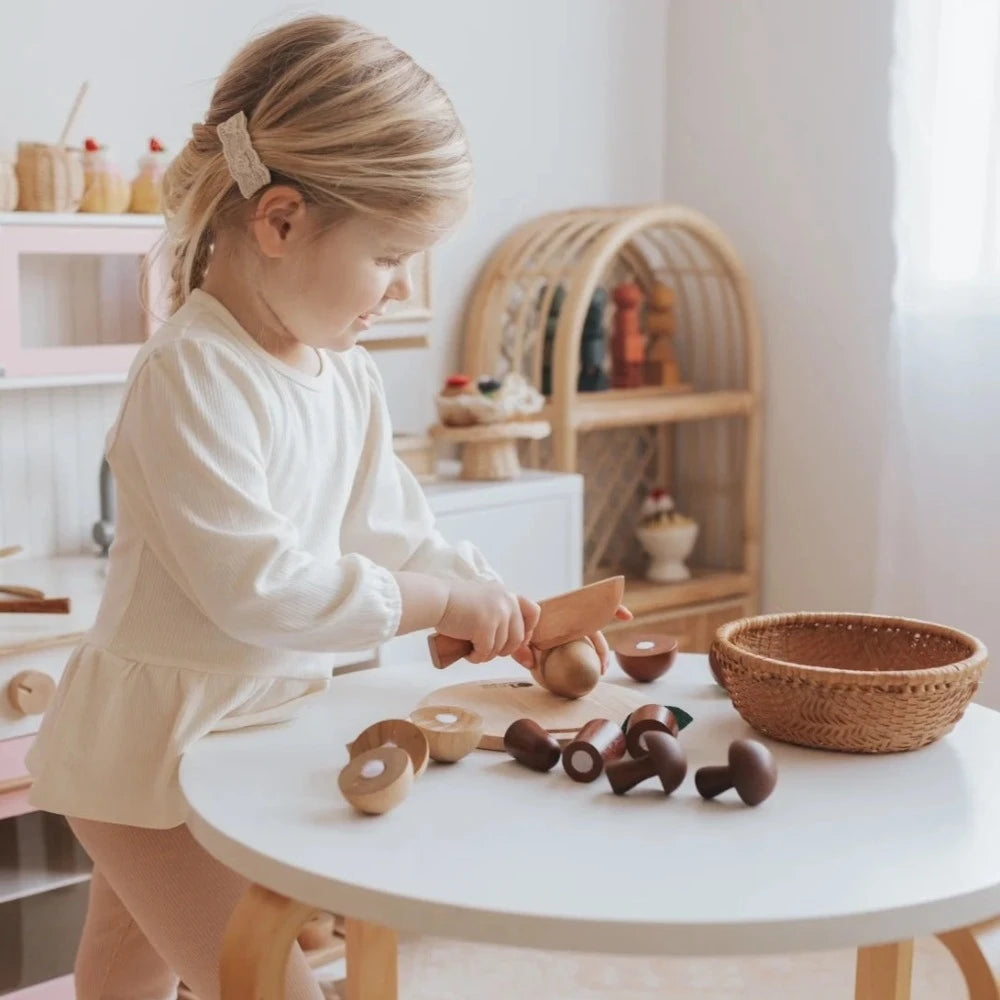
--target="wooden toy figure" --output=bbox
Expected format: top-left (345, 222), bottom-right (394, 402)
top-left (645, 282), bottom-right (682, 386)
top-left (578, 287), bottom-right (610, 392)
top-left (611, 281), bottom-right (646, 389)
top-left (541, 284), bottom-right (566, 396)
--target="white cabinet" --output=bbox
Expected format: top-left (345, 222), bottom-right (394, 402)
top-left (376, 466), bottom-right (583, 668)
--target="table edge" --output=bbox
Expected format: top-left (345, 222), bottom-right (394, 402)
top-left (183, 806), bottom-right (1000, 957)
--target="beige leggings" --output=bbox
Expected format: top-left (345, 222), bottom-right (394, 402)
top-left (68, 817), bottom-right (324, 1000)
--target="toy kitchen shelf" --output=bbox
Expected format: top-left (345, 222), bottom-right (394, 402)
top-left (0, 212), bottom-right (433, 389)
top-left (462, 203), bottom-right (764, 652)
top-left (0, 212), bottom-right (166, 386)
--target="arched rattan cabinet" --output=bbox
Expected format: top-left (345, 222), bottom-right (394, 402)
top-left (462, 203), bottom-right (763, 650)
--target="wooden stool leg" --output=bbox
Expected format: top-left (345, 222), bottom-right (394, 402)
top-left (936, 920), bottom-right (1000, 1000)
top-left (344, 918), bottom-right (398, 1000)
top-left (855, 941), bottom-right (914, 1000)
top-left (220, 884), bottom-right (319, 1000)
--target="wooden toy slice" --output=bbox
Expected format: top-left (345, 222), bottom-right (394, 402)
top-left (416, 677), bottom-right (650, 751)
top-left (409, 705), bottom-right (484, 762)
top-left (338, 746), bottom-right (414, 815)
top-left (346, 719), bottom-right (430, 777)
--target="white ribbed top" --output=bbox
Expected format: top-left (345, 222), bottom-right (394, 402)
top-left (27, 290), bottom-right (497, 827)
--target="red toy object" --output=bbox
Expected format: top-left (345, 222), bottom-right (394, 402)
top-left (610, 281), bottom-right (646, 389)
top-left (83, 137), bottom-right (101, 152)
top-left (149, 137), bottom-right (165, 153)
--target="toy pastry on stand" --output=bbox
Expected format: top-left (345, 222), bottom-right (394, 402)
top-left (429, 372), bottom-right (548, 480)
top-left (636, 489), bottom-right (699, 582)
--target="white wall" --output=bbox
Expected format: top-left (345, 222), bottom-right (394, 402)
top-left (0, 0), bottom-right (669, 555)
top-left (662, 0), bottom-right (895, 616)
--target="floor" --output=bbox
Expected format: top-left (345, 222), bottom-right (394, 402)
top-left (318, 933), bottom-right (967, 999)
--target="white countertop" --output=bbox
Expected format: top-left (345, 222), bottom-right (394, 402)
top-left (180, 654), bottom-right (1000, 957)
top-left (0, 555), bottom-right (107, 653)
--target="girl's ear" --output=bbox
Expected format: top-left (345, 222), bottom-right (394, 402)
top-left (251, 186), bottom-right (308, 258)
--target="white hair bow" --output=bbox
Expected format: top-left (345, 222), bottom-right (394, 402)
top-left (217, 110), bottom-right (271, 199)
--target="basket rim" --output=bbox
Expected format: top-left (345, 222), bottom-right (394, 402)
top-left (713, 611), bottom-right (988, 684)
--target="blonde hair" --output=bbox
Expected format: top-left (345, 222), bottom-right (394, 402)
top-left (160, 15), bottom-right (472, 313)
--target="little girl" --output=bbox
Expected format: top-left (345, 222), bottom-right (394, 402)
top-left (25, 14), bottom-right (625, 1000)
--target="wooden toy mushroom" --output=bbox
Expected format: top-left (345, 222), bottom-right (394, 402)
top-left (530, 638), bottom-right (603, 699)
top-left (503, 718), bottom-right (562, 772)
top-left (409, 705), bottom-right (484, 762)
top-left (338, 746), bottom-right (414, 815)
top-left (346, 719), bottom-right (430, 778)
top-left (695, 738), bottom-right (777, 806)
top-left (562, 718), bottom-right (627, 783)
top-left (605, 731), bottom-right (688, 795)
top-left (624, 704), bottom-right (680, 758)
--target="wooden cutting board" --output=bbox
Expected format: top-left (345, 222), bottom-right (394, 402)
top-left (415, 677), bottom-right (650, 751)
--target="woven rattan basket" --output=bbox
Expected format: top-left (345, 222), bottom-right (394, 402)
top-left (710, 612), bottom-right (988, 753)
top-left (16, 142), bottom-right (84, 212)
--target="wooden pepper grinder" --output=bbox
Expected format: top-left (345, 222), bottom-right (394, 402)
top-left (644, 282), bottom-right (682, 386)
top-left (578, 287), bottom-right (610, 392)
top-left (562, 719), bottom-right (627, 782)
top-left (610, 280), bottom-right (646, 389)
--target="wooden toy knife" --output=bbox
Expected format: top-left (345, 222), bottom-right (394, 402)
top-left (427, 576), bottom-right (625, 669)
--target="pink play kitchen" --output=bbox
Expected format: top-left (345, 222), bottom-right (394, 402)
top-left (0, 550), bottom-right (107, 997)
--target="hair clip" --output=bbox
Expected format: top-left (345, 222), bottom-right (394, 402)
top-left (217, 110), bottom-right (271, 199)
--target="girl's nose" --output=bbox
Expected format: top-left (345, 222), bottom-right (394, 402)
top-left (386, 263), bottom-right (413, 302)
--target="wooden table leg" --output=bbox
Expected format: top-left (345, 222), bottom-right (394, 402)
top-left (344, 917), bottom-right (398, 1000)
top-left (220, 884), bottom-right (319, 1000)
top-left (855, 941), bottom-right (914, 1000)
top-left (936, 921), bottom-right (1000, 1000)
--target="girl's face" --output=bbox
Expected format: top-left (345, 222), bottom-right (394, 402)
top-left (250, 191), bottom-right (457, 359)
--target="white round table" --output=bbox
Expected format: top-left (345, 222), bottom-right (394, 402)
top-left (179, 653), bottom-right (1000, 1000)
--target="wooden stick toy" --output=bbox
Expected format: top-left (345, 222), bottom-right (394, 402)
top-left (337, 746), bottom-right (413, 816)
top-left (695, 738), bottom-right (777, 806)
top-left (624, 704), bottom-right (680, 758)
top-left (562, 718), bottom-right (627, 783)
top-left (606, 732), bottom-right (688, 796)
top-left (409, 705), bottom-right (484, 763)
top-left (427, 576), bottom-right (625, 670)
top-left (58, 81), bottom-right (90, 148)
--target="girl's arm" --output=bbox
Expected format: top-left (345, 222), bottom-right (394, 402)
top-left (109, 338), bottom-right (444, 653)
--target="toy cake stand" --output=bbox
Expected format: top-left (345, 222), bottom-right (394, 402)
top-left (428, 420), bottom-right (550, 481)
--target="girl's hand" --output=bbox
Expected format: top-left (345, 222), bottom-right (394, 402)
top-left (511, 604), bottom-right (633, 672)
top-left (436, 582), bottom-right (541, 663)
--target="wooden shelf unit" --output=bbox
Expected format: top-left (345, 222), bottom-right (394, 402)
top-left (547, 387), bottom-right (754, 432)
top-left (462, 203), bottom-right (763, 652)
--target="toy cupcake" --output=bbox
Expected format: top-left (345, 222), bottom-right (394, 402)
top-left (80, 138), bottom-right (130, 213)
top-left (129, 137), bottom-right (168, 214)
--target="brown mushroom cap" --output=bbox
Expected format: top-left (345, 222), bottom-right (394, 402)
top-left (643, 731), bottom-right (688, 793)
top-left (729, 739), bottom-right (777, 805)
